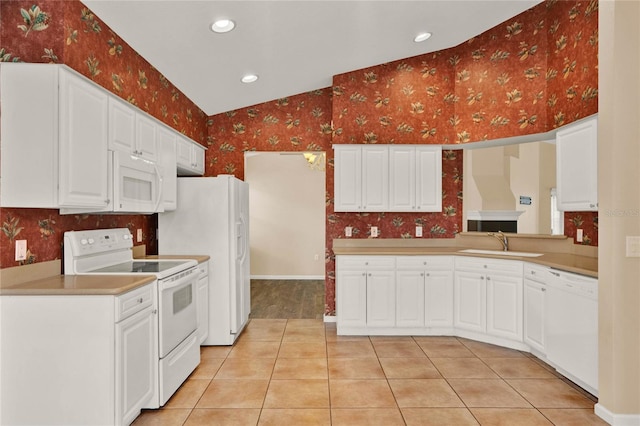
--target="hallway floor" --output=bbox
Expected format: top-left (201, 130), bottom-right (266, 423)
top-left (132, 319), bottom-right (606, 425)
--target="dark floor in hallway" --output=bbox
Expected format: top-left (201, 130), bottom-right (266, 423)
top-left (250, 279), bottom-right (325, 320)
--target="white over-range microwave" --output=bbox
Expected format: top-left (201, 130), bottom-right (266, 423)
top-left (61, 150), bottom-right (163, 215)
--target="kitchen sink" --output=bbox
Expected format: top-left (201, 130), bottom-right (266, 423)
top-left (458, 249), bottom-right (543, 257)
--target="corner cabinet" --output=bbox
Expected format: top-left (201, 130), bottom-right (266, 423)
top-left (454, 257), bottom-right (523, 343)
top-left (556, 115), bottom-right (598, 211)
top-left (1, 63), bottom-right (109, 209)
top-left (334, 144), bottom-right (442, 213)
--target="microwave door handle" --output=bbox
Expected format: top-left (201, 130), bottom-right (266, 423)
top-left (162, 272), bottom-right (197, 291)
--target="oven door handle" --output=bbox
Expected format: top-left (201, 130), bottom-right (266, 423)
top-left (161, 270), bottom-right (198, 291)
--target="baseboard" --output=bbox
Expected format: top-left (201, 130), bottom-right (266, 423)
top-left (595, 403), bottom-right (640, 425)
top-left (323, 315), bottom-right (336, 323)
top-left (251, 275), bottom-right (325, 280)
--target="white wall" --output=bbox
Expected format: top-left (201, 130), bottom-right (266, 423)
top-left (245, 152), bottom-right (325, 279)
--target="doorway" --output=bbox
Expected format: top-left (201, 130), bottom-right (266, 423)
top-left (244, 152), bottom-right (326, 319)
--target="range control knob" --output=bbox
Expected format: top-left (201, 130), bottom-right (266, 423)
top-left (88, 238), bottom-right (95, 244)
top-left (80, 239), bottom-right (88, 245)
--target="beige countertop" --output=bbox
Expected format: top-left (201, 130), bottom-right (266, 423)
top-left (0, 274), bottom-right (157, 296)
top-left (333, 244), bottom-right (598, 278)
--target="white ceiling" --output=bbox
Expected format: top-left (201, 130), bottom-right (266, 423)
top-left (81, 1), bottom-right (542, 116)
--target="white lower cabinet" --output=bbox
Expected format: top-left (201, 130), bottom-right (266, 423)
top-left (523, 263), bottom-right (549, 355)
top-left (0, 281), bottom-right (158, 426)
top-left (396, 256), bottom-right (454, 329)
top-left (196, 260), bottom-right (210, 344)
top-left (336, 256), bottom-right (395, 332)
top-left (454, 257), bottom-right (523, 343)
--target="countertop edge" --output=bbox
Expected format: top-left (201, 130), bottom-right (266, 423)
top-left (332, 247), bottom-right (597, 278)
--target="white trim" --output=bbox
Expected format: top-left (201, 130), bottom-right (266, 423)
top-left (250, 275), bottom-right (325, 280)
top-left (323, 315), bottom-right (337, 323)
top-left (467, 210), bottom-right (525, 221)
top-left (595, 403), bottom-right (640, 426)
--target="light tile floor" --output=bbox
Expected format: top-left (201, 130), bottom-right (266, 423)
top-left (132, 319), bottom-right (607, 426)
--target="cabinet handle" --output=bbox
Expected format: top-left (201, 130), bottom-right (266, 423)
top-left (483, 265), bottom-right (487, 268)
top-left (362, 273), bottom-right (366, 276)
top-left (541, 288), bottom-right (546, 292)
top-left (486, 276), bottom-right (491, 281)
top-left (426, 273), bottom-right (430, 277)
top-left (368, 273), bottom-right (372, 277)
top-left (550, 271), bottom-right (560, 277)
top-left (420, 273), bottom-right (424, 277)
top-left (152, 309), bottom-right (157, 314)
top-left (137, 297), bottom-right (144, 303)
top-left (531, 271), bottom-right (536, 275)
top-left (480, 276), bottom-right (485, 280)
top-left (423, 261), bottom-right (427, 265)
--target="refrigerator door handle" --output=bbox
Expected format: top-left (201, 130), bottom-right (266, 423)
top-left (236, 219), bottom-right (246, 261)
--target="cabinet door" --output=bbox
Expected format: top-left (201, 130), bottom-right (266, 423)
top-left (415, 146), bottom-right (442, 212)
top-left (58, 68), bottom-right (109, 208)
top-left (337, 270), bottom-right (367, 328)
top-left (396, 270), bottom-right (425, 327)
top-left (136, 114), bottom-right (158, 161)
top-left (334, 145), bottom-right (362, 211)
top-left (366, 270), bottom-right (395, 327)
top-left (197, 273), bottom-right (209, 344)
top-left (389, 146), bottom-right (416, 211)
top-left (108, 97), bottom-right (136, 153)
top-left (425, 270), bottom-right (454, 327)
top-left (524, 279), bottom-right (546, 353)
top-left (454, 271), bottom-right (486, 333)
top-left (486, 274), bottom-right (523, 341)
top-left (157, 126), bottom-right (177, 211)
top-left (556, 116), bottom-right (597, 211)
top-left (362, 146), bottom-right (389, 211)
top-left (176, 136), bottom-right (193, 168)
top-left (0, 63), bottom-right (58, 208)
top-left (192, 144), bottom-right (205, 175)
top-left (116, 307), bottom-right (156, 426)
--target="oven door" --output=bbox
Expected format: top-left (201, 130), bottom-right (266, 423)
top-left (112, 150), bottom-right (163, 213)
top-left (158, 267), bottom-right (198, 358)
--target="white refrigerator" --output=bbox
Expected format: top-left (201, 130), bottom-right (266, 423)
top-left (159, 175), bottom-right (250, 345)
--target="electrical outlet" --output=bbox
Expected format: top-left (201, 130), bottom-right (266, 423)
top-left (416, 226), bottom-right (423, 237)
top-left (314, 254), bottom-right (319, 261)
top-left (15, 239), bottom-right (27, 261)
top-left (137, 229), bottom-right (143, 242)
top-left (345, 226), bottom-right (352, 237)
top-left (371, 226), bottom-right (378, 238)
top-left (576, 229), bottom-right (583, 243)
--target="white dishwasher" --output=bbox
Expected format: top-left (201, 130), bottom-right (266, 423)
top-left (546, 269), bottom-right (598, 396)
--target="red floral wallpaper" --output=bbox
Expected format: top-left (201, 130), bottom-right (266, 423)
top-left (1, 0), bottom-right (597, 313)
top-left (0, 0), bottom-right (208, 269)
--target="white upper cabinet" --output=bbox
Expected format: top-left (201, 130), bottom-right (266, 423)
top-left (176, 136), bottom-right (205, 176)
top-left (334, 145), bottom-right (362, 211)
top-left (335, 144), bottom-right (442, 213)
top-left (108, 97), bottom-right (158, 162)
top-left (361, 146), bottom-right (389, 211)
top-left (58, 68), bottom-right (110, 208)
top-left (0, 64), bottom-right (109, 209)
top-left (390, 145), bottom-right (442, 212)
top-left (157, 126), bottom-right (178, 211)
top-left (556, 115), bottom-right (598, 211)
top-left (334, 144), bottom-right (389, 212)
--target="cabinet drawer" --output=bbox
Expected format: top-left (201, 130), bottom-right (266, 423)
top-left (455, 256), bottom-right (523, 276)
top-left (116, 283), bottom-right (155, 321)
top-left (396, 256), bottom-right (454, 270)
top-left (197, 261), bottom-right (209, 277)
top-left (524, 263), bottom-right (550, 283)
top-left (336, 256), bottom-right (395, 270)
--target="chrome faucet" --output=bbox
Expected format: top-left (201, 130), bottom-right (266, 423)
top-left (488, 231), bottom-right (509, 251)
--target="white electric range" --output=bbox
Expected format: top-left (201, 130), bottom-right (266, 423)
top-left (64, 228), bottom-right (200, 407)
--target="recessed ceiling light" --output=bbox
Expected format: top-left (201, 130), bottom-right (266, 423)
top-left (211, 19), bottom-right (235, 33)
top-left (241, 74), bottom-right (258, 84)
top-left (414, 32), bottom-right (432, 43)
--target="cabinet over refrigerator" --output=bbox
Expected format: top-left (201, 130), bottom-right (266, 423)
top-left (159, 175), bottom-right (250, 345)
